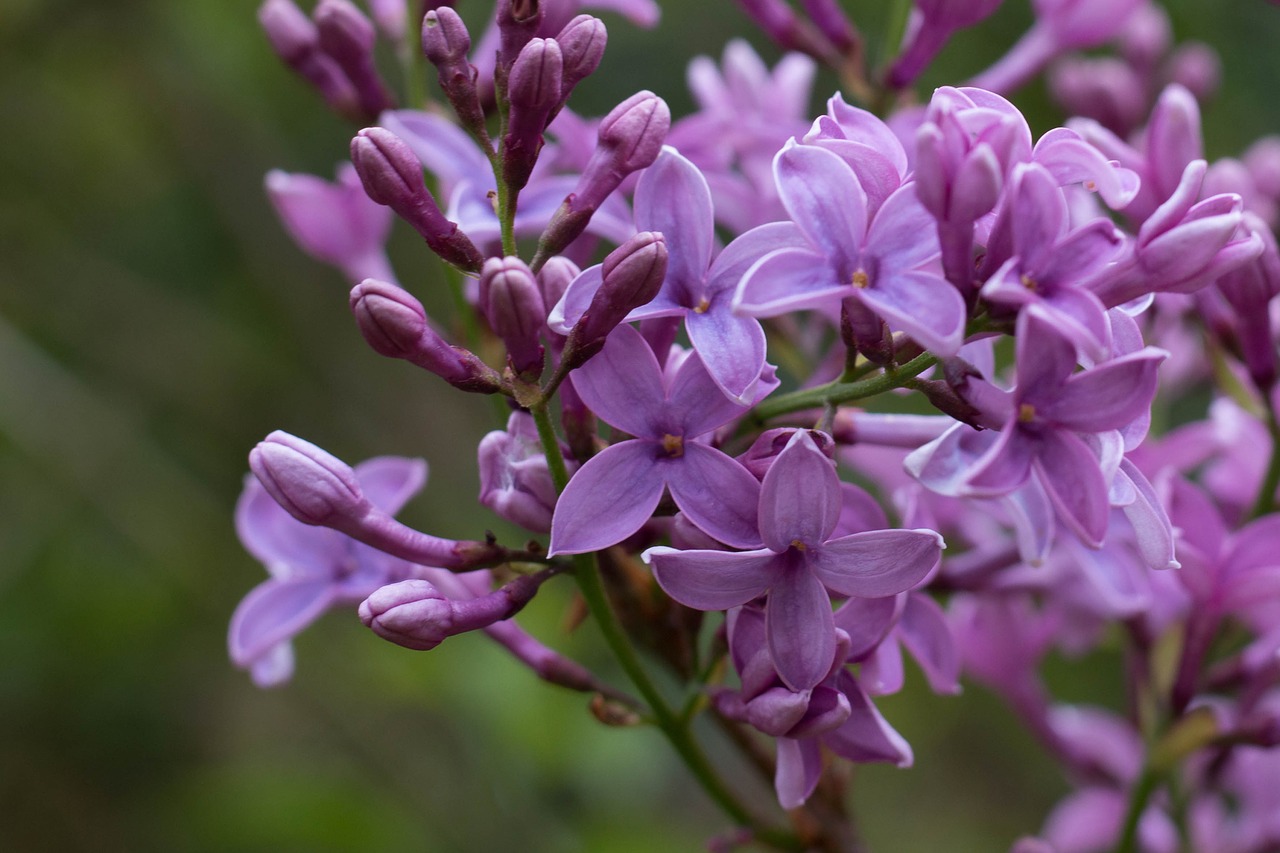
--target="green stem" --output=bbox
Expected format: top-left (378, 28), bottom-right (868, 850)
top-left (1114, 766), bottom-right (1161, 853)
top-left (528, 403), bottom-right (799, 849)
top-left (750, 350), bottom-right (939, 424)
top-left (1249, 399), bottom-right (1280, 519)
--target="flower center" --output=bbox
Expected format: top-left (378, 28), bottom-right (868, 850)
top-left (1018, 403), bottom-right (1037, 423)
top-left (851, 270), bottom-right (870, 289)
top-left (693, 297), bottom-right (711, 314)
top-left (661, 434), bottom-right (685, 458)
top-left (790, 539), bottom-right (807, 552)
top-left (1020, 274), bottom-right (1038, 292)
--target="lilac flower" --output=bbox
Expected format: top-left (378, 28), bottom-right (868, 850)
top-left (887, 0), bottom-right (1004, 89)
top-left (229, 455), bottom-right (427, 686)
top-left (908, 309), bottom-right (1165, 546)
top-left (265, 164), bottom-right (395, 283)
top-left (715, 604), bottom-right (913, 808)
top-left (549, 325), bottom-right (775, 554)
top-left (478, 412), bottom-right (566, 533)
top-left (980, 162), bottom-right (1123, 359)
top-left (646, 431), bottom-right (943, 690)
top-left (550, 147), bottom-right (780, 402)
top-left (734, 140), bottom-right (967, 356)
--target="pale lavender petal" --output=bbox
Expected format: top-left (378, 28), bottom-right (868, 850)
top-left (547, 264), bottom-right (603, 335)
top-left (1225, 516), bottom-right (1280, 575)
top-left (228, 578), bottom-right (336, 667)
top-left (705, 221), bottom-right (810, 297)
top-left (234, 477), bottom-right (343, 577)
top-left (248, 642), bottom-right (295, 688)
top-left (810, 529), bottom-right (943, 598)
top-left (353, 456), bottom-right (427, 515)
top-left (864, 182), bottom-right (942, 274)
top-left (1117, 459), bottom-right (1178, 571)
top-left (635, 147), bottom-right (714, 305)
top-left (898, 594), bottom-right (961, 694)
top-left (1043, 352), bottom-right (1165, 433)
top-left (567, 324), bottom-right (664, 437)
top-left (965, 426), bottom-right (1036, 496)
top-left (773, 140), bottom-right (866, 274)
top-left (775, 737), bottom-right (823, 809)
top-left (734, 246), bottom-right (846, 317)
top-left (1033, 127), bottom-right (1140, 208)
top-left (666, 348), bottom-right (755, 436)
top-left (1040, 287), bottom-right (1112, 361)
top-left (1004, 477), bottom-right (1057, 567)
top-left (905, 423), bottom-right (1003, 497)
top-left (768, 568), bottom-right (837, 690)
top-left (646, 546), bottom-right (781, 610)
top-left (854, 269), bottom-right (966, 355)
top-left (1034, 429), bottom-right (1110, 547)
top-left (549, 441), bottom-right (665, 555)
top-left (1011, 163), bottom-right (1068, 273)
top-left (861, 638), bottom-right (905, 695)
top-left (833, 595), bottom-right (900, 659)
top-left (685, 306), bottom-right (768, 404)
top-left (1016, 309), bottom-right (1077, 400)
top-left (759, 431), bottom-right (841, 551)
top-left (825, 673), bottom-right (913, 766)
top-left (812, 140), bottom-right (902, 214)
top-left (667, 443), bottom-right (763, 548)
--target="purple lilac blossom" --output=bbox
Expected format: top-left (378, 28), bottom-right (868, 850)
top-left (646, 431), bottom-right (943, 691)
top-left (549, 324), bottom-right (776, 555)
top-left (734, 139), bottom-right (967, 356)
top-left (230, 455), bottom-right (427, 686)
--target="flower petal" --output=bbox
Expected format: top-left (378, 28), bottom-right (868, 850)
top-left (759, 431), bottom-right (842, 551)
top-left (635, 147), bottom-right (715, 307)
top-left (684, 305), bottom-right (768, 405)
top-left (1034, 429), bottom-right (1111, 547)
top-left (768, 568), bottom-right (836, 690)
top-left (228, 578), bottom-right (336, 667)
top-left (646, 546), bottom-right (781, 610)
top-left (810, 529), bottom-right (943, 598)
top-left (667, 443), bottom-right (763, 548)
top-left (549, 441), bottom-right (665, 555)
top-left (354, 456), bottom-right (427, 515)
top-left (567, 324), bottom-right (664, 437)
top-left (773, 140), bottom-right (867, 275)
top-left (775, 737), bottom-right (823, 809)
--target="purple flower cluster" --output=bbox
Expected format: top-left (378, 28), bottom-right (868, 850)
top-left (233, 1), bottom-right (1280, 849)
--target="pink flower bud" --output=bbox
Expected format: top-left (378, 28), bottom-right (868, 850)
top-left (249, 431), bottom-right (369, 527)
top-left (480, 258), bottom-right (546, 377)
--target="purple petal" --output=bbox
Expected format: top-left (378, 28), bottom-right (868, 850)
top-left (381, 109), bottom-right (491, 189)
top-left (1003, 477), bottom-right (1057, 567)
top-left (666, 345), bottom-right (755, 435)
top-left (1041, 349), bottom-right (1166, 432)
top-left (705, 221), bottom-right (811, 297)
top-left (1015, 309), bottom-right (1077, 401)
top-left (234, 477), bottom-right (344, 577)
top-left (1034, 429), bottom-right (1111, 547)
top-left (965, 425), bottom-right (1036, 496)
top-left (1011, 164), bottom-right (1068, 273)
top-left (733, 246), bottom-right (846, 317)
top-left (567, 324), bottom-right (664, 437)
top-left (810, 529), bottom-right (943, 598)
top-left (833, 594), bottom-right (900, 659)
top-left (775, 737), bottom-right (823, 809)
top-left (354, 456), bottom-right (427, 515)
top-left (824, 673), bottom-right (913, 766)
top-left (898, 594), bottom-right (961, 694)
top-left (646, 546), bottom-right (781, 610)
top-left (667, 443), bottom-right (763, 548)
top-left (685, 304), bottom-right (769, 404)
top-left (228, 578), bottom-right (336, 667)
top-left (759, 431), bottom-right (842, 551)
top-left (773, 140), bottom-right (866, 275)
top-left (1039, 287), bottom-right (1112, 362)
top-left (547, 263), bottom-right (603, 335)
top-left (549, 441), bottom-right (665, 555)
top-left (854, 269), bottom-right (966, 355)
top-left (1033, 127), bottom-right (1140, 209)
top-left (905, 424), bottom-right (1003, 497)
top-left (1117, 459), bottom-right (1178, 571)
top-left (635, 147), bottom-right (714, 306)
top-left (863, 182), bottom-right (941, 274)
top-left (768, 568), bottom-right (837, 690)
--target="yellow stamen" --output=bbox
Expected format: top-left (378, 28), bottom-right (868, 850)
top-left (852, 270), bottom-right (870, 289)
top-left (661, 434), bottom-right (685, 458)
top-left (790, 539), bottom-right (807, 551)
top-left (693, 297), bottom-right (711, 314)
top-left (1021, 274), bottom-right (1038, 292)
top-left (1018, 403), bottom-right (1037, 423)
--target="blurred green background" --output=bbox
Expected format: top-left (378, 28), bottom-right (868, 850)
top-left (1, 1), bottom-right (1277, 851)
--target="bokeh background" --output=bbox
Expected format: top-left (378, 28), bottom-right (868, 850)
top-left (2, 1), bottom-right (1278, 850)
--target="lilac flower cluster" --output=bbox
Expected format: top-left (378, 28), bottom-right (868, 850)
top-left (235, 0), bottom-right (1280, 849)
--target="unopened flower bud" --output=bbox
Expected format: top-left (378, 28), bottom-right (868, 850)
top-left (496, 0), bottom-right (544, 75)
top-left (1245, 136), bottom-right (1280, 200)
top-left (504, 38), bottom-right (564, 190)
top-left (350, 127), bottom-right (483, 271)
top-left (800, 0), bottom-right (860, 54)
top-left (315, 0), bottom-right (394, 117)
top-left (478, 413), bottom-right (562, 532)
top-left (249, 431), bottom-right (370, 527)
top-left (533, 94), bottom-right (668, 263)
top-left (422, 9), bottom-right (488, 141)
top-left (360, 572), bottom-right (552, 650)
top-left (1166, 42), bottom-right (1222, 104)
top-left (555, 16), bottom-right (607, 102)
top-left (368, 0), bottom-right (406, 41)
top-left (738, 428), bottom-right (835, 480)
top-left (1117, 3), bottom-right (1171, 68)
top-left (565, 232), bottom-right (667, 360)
top-left (350, 279), bottom-right (502, 392)
top-left (259, 0), bottom-right (362, 119)
top-left (480, 258), bottom-right (547, 378)
top-left (536, 256), bottom-right (580, 315)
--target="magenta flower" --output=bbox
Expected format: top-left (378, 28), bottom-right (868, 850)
top-left (549, 324), bottom-right (777, 555)
top-left (646, 431), bottom-right (943, 690)
top-left (229, 455), bottom-right (426, 686)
